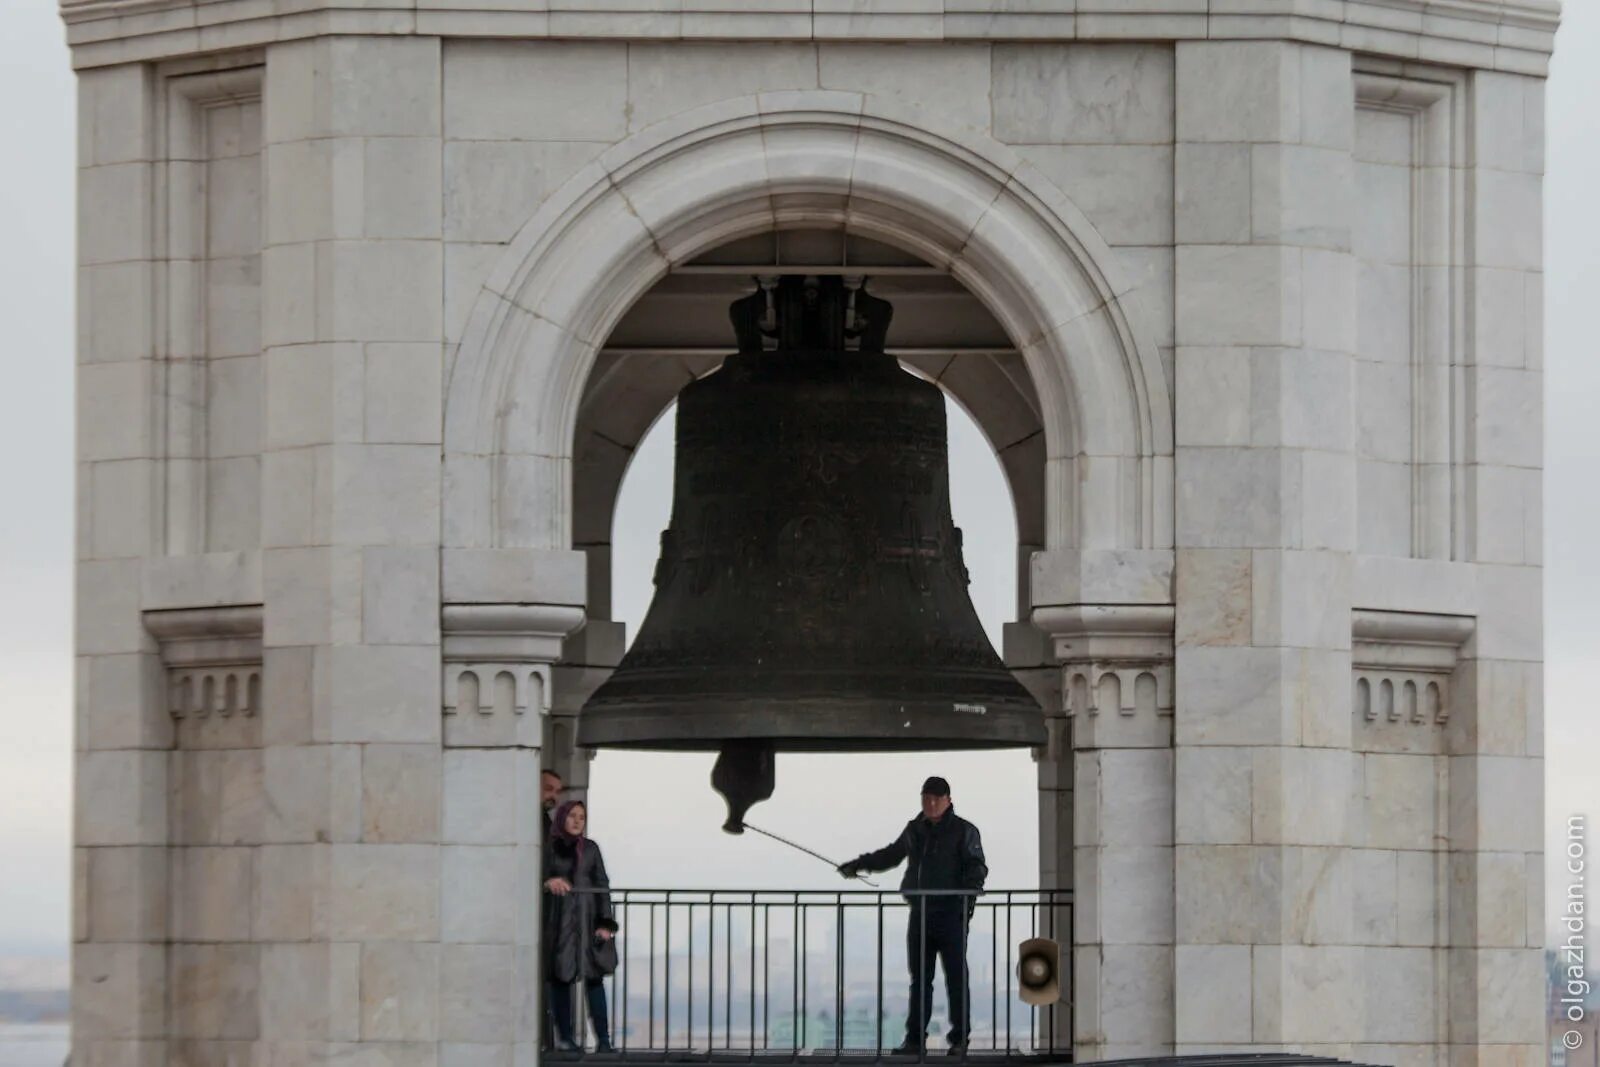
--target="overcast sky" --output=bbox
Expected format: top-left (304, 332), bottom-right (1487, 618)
top-left (1, 1), bottom-right (1595, 960)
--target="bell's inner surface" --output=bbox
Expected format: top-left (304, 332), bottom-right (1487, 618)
top-left (577, 275), bottom-right (1045, 754)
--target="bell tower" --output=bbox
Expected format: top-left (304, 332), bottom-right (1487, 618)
top-left (62, 1), bottom-right (1557, 1063)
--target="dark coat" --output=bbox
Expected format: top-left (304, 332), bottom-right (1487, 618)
top-left (543, 835), bottom-right (617, 983)
top-left (848, 806), bottom-right (987, 912)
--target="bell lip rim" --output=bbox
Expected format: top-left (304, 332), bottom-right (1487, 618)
top-left (573, 740), bottom-right (1047, 752)
top-left (581, 677), bottom-right (1046, 745)
top-left (576, 703), bottom-right (1048, 751)
top-left (580, 689), bottom-right (1044, 714)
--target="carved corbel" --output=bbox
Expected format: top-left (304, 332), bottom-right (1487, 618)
top-left (1031, 604), bottom-right (1174, 750)
top-left (441, 604), bottom-right (587, 748)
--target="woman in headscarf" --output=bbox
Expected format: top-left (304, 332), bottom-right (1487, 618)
top-left (543, 799), bottom-right (617, 1052)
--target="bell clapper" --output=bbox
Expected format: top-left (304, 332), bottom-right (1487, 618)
top-left (709, 743), bottom-right (879, 885)
top-left (710, 740), bottom-right (775, 834)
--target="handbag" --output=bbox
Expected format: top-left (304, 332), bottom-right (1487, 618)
top-left (589, 916), bottom-right (620, 976)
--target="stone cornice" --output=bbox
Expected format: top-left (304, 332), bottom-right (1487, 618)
top-left (1352, 608), bottom-right (1475, 671)
top-left (441, 603), bottom-right (588, 664)
top-left (59, 0), bottom-right (1559, 74)
top-left (1031, 603), bottom-right (1176, 665)
top-left (144, 604), bottom-right (263, 668)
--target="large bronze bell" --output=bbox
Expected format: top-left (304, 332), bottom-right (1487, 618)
top-left (577, 276), bottom-right (1045, 827)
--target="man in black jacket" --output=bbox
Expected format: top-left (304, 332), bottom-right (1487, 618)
top-left (838, 776), bottom-right (987, 1056)
top-left (541, 769), bottom-right (564, 842)
top-left (539, 768), bottom-right (563, 1049)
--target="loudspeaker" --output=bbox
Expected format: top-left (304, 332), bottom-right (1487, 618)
top-left (1016, 937), bottom-right (1061, 1006)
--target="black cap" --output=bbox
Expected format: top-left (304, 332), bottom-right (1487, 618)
top-left (921, 776), bottom-right (951, 797)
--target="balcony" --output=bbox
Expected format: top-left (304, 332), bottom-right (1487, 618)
top-left (549, 889), bottom-right (1072, 1062)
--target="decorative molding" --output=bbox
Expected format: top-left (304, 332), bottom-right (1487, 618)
top-left (444, 662), bottom-right (551, 716)
top-left (442, 604), bottom-right (588, 662)
top-left (1353, 672), bottom-right (1448, 725)
top-left (1352, 66), bottom-right (1468, 562)
top-left (443, 93), bottom-right (1173, 555)
top-left (155, 63), bottom-right (265, 557)
top-left (1351, 609), bottom-right (1474, 747)
top-left (169, 665), bottom-right (261, 720)
top-left (441, 603), bottom-right (587, 748)
top-left (1032, 603), bottom-right (1174, 751)
top-left (1032, 604), bottom-right (1175, 664)
top-left (1063, 666), bottom-right (1172, 718)
top-left (145, 605), bottom-right (263, 663)
top-left (1060, 663), bottom-right (1173, 750)
top-left (57, 1), bottom-right (1560, 74)
top-left (145, 605), bottom-right (262, 720)
top-left (1352, 608), bottom-right (1475, 672)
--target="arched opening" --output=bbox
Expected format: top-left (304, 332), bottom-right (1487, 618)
top-left (441, 93), bottom-right (1173, 558)
top-left (564, 229), bottom-right (1044, 889)
top-left (440, 96), bottom-right (1175, 1058)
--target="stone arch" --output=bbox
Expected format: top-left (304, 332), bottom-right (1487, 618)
top-left (444, 91), bottom-right (1174, 556)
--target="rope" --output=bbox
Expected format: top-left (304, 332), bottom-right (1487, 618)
top-left (741, 821), bottom-right (880, 887)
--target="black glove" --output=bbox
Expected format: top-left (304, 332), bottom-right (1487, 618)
top-left (837, 862), bottom-right (860, 879)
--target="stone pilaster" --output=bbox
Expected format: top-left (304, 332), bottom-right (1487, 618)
top-left (1173, 40), bottom-right (1361, 1053)
top-left (1444, 65), bottom-right (1548, 1067)
top-left (441, 601), bottom-right (585, 1064)
top-left (254, 35), bottom-right (450, 1066)
top-left (440, 549), bottom-right (586, 1062)
top-left (72, 59), bottom-right (170, 1067)
top-left (1031, 550), bottom-right (1175, 1062)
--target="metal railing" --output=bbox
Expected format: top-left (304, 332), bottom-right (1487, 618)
top-left (551, 888), bottom-right (1072, 1061)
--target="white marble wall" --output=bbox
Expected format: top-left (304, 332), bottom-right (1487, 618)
top-left (1354, 96), bottom-right (1428, 558)
top-left (68, 8), bottom-right (1551, 1066)
top-left (1171, 38), bottom-right (1364, 1053)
